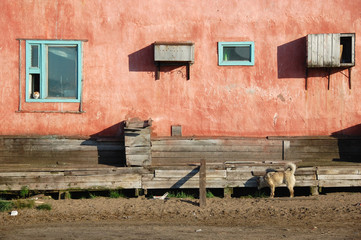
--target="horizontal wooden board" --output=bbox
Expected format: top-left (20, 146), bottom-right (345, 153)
top-left (319, 180), bottom-right (361, 187)
top-left (125, 146), bottom-right (151, 155)
top-left (152, 151), bottom-right (282, 158)
top-left (0, 157), bottom-right (99, 165)
top-left (294, 180), bottom-right (319, 187)
top-left (317, 175), bottom-right (361, 180)
top-left (0, 171), bottom-right (64, 177)
top-left (285, 152), bottom-right (340, 159)
top-left (154, 169), bottom-right (226, 178)
top-left (125, 128), bottom-right (151, 147)
top-left (226, 171), bottom-right (254, 180)
top-left (64, 168), bottom-right (149, 176)
top-left (0, 174), bottom-right (141, 184)
top-left (317, 167), bottom-right (361, 175)
top-left (0, 150), bottom-right (99, 158)
top-left (287, 139), bottom-right (339, 146)
top-left (0, 144), bottom-right (123, 152)
top-left (285, 145), bottom-right (340, 153)
top-left (225, 164), bottom-right (285, 171)
top-left (295, 175), bottom-right (317, 180)
top-left (126, 155), bottom-right (151, 166)
top-left (151, 139), bottom-right (282, 146)
top-left (142, 179), bottom-right (229, 189)
top-left (152, 145), bottom-right (281, 152)
top-left (0, 181), bottom-right (141, 191)
top-left (151, 158), bottom-right (277, 166)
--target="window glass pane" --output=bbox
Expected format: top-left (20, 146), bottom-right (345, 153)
top-left (47, 46), bottom-right (77, 98)
top-left (223, 46), bottom-right (251, 61)
top-left (31, 45), bottom-right (39, 67)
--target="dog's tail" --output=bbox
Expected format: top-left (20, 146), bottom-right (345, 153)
top-left (284, 162), bottom-right (296, 175)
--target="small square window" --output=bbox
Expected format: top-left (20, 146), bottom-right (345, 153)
top-left (218, 42), bottom-right (254, 66)
top-left (25, 40), bottom-right (82, 102)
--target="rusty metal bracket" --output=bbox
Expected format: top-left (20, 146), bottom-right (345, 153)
top-left (155, 61), bottom-right (191, 80)
top-left (305, 68), bottom-right (308, 90)
top-left (306, 67), bottom-right (352, 90)
top-left (327, 68), bottom-right (331, 90)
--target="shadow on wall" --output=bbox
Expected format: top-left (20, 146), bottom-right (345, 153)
top-left (277, 37), bottom-right (307, 79)
top-left (331, 124), bottom-right (361, 163)
top-left (128, 43), bottom-right (186, 79)
top-left (81, 122), bottom-right (126, 167)
top-left (128, 44), bottom-right (155, 72)
top-left (277, 37), bottom-right (344, 80)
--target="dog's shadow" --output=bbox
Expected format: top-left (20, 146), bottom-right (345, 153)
top-left (248, 168), bottom-right (278, 188)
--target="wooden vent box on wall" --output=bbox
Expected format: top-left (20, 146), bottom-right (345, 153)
top-left (154, 42), bottom-right (194, 63)
top-left (306, 33), bottom-right (355, 68)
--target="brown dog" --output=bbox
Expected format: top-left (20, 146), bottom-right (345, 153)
top-left (257, 162), bottom-right (296, 198)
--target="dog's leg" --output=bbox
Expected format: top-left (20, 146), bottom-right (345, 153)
top-left (288, 185), bottom-right (294, 198)
top-left (270, 184), bottom-right (275, 198)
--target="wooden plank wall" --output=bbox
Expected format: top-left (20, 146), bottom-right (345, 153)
top-left (1, 135), bottom-right (361, 192)
top-left (142, 164), bottom-right (317, 190)
top-left (124, 119), bottom-right (152, 166)
top-left (318, 166), bottom-right (361, 187)
top-left (0, 136), bottom-right (125, 169)
top-left (151, 137), bottom-right (283, 166)
top-left (0, 167), bottom-right (145, 191)
top-left (278, 137), bottom-right (361, 167)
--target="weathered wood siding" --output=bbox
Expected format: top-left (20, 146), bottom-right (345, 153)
top-left (142, 164), bottom-right (317, 189)
top-left (0, 136), bottom-right (125, 168)
top-left (278, 137), bottom-right (361, 167)
top-left (151, 137), bottom-right (283, 166)
top-left (307, 34), bottom-right (341, 68)
top-left (317, 166), bottom-right (361, 187)
top-left (1, 135), bottom-right (361, 192)
top-left (124, 119), bottom-right (152, 166)
top-left (0, 167), bottom-right (145, 191)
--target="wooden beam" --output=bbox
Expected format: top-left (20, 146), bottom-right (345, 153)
top-left (199, 159), bottom-right (206, 208)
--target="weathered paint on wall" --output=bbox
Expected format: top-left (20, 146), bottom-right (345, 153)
top-left (0, 0), bottom-right (360, 137)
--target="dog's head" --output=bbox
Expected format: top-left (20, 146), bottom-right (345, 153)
top-left (256, 176), bottom-right (268, 190)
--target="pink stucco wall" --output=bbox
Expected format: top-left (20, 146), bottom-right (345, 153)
top-left (0, 0), bottom-right (360, 137)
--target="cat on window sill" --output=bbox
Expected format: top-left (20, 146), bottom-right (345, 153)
top-left (32, 91), bottom-right (40, 99)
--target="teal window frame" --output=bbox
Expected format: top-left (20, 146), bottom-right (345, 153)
top-left (25, 40), bottom-right (82, 102)
top-left (218, 41), bottom-right (255, 66)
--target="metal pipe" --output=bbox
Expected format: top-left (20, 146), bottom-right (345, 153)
top-left (16, 38), bottom-right (88, 42)
top-left (16, 110), bottom-right (85, 114)
top-left (18, 39), bottom-right (22, 112)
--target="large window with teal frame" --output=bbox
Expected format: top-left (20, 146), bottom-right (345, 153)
top-left (218, 42), bottom-right (254, 66)
top-left (26, 40), bottom-right (82, 102)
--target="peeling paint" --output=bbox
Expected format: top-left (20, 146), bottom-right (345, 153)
top-left (273, 113), bottom-right (278, 127)
top-left (277, 94), bottom-right (286, 102)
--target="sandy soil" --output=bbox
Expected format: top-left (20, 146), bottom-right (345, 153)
top-left (0, 192), bottom-right (360, 239)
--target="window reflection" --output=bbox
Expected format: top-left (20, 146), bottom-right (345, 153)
top-left (48, 47), bottom-right (77, 98)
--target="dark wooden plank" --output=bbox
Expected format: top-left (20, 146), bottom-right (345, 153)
top-left (287, 139), bottom-right (339, 146)
top-left (151, 138), bottom-right (282, 146)
top-left (126, 147), bottom-right (151, 155)
top-left (151, 157), bottom-right (282, 166)
top-left (0, 180), bottom-right (141, 191)
top-left (199, 159), bottom-right (206, 208)
top-left (152, 151), bottom-right (282, 159)
top-left (285, 145), bottom-right (340, 153)
top-left (285, 152), bottom-right (340, 159)
top-left (151, 145), bottom-right (282, 152)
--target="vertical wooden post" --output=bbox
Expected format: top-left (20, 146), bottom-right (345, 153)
top-left (282, 140), bottom-right (290, 161)
top-left (310, 186), bottom-right (319, 196)
top-left (224, 187), bottom-right (233, 198)
top-left (199, 159), bottom-right (206, 208)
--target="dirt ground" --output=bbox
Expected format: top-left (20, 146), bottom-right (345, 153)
top-left (0, 191), bottom-right (360, 240)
